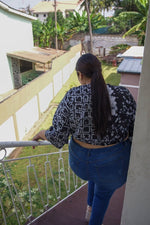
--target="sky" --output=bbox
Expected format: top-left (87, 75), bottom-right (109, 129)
top-left (1, 0), bottom-right (41, 9)
top-left (1, 0), bottom-right (73, 9)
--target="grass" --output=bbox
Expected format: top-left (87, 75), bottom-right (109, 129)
top-left (22, 70), bottom-right (43, 85)
top-left (1, 63), bottom-right (120, 224)
top-left (102, 63), bottom-right (120, 86)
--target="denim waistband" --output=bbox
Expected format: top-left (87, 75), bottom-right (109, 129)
top-left (70, 136), bottom-right (130, 154)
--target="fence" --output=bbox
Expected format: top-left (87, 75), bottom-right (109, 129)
top-left (0, 141), bottom-right (85, 225)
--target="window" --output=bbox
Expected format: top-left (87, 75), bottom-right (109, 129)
top-left (43, 14), bottom-right (46, 17)
top-left (20, 60), bottom-right (32, 73)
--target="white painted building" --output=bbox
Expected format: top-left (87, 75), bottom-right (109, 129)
top-left (31, 0), bottom-right (84, 23)
top-left (0, 1), bottom-right (36, 95)
top-left (101, 6), bottom-right (115, 18)
top-left (0, 1), bottom-right (81, 154)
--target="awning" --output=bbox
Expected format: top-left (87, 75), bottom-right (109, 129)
top-left (117, 58), bottom-right (142, 74)
top-left (7, 47), bottom-right (66, 64)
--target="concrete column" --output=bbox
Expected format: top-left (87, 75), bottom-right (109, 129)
top-left (11, 57), bottom-right (22, 89)
top-left (121, 5), bottom-right (150, 225)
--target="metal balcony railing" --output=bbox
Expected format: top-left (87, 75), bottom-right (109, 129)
top-left (0, 141), bottom-right (85, 225)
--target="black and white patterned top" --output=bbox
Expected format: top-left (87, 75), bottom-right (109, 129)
top-left (45, 84), bottom-right (136, 148)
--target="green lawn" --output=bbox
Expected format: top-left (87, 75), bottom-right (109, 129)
top-left (102, 63), bottom-right (121, 86)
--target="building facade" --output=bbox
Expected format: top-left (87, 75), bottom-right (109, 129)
top-left (0, 1), bottom-right (36, 95)
top-left (31, 0), bottom-right (84, 23)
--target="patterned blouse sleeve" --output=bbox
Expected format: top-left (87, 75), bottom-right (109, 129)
top-left (45, 91), bottom-right (71, 148)
top-left (127, 90), bottom-right (136, 141)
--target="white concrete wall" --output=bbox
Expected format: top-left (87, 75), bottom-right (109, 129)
top-left (121, 5), bottom-right (150, 225)
top-left (53, 71), bottom-right (63, 96)
top-left (0, 117), bottom-right (16, 142)
top-left (0, 117), bottom-right (16, 158)
top-left (0, 7), bottom-right (34, 94)
top-left (62, 63), bottom-right (71, 84)
top-left (39, 83), bottom-right (53, 113)
top-left (16, 96), bottom-right (39, 140)
top-left (69, 35), bottom-right (138, 55)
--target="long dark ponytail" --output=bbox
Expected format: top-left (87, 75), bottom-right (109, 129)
top-left (76, 53), bottom-right (111, 137)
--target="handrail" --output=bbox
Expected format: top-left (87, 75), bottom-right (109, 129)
top-left (0, 141), bottom-right (53, 161)
top-left (0, 140), bottom-right (51, 148)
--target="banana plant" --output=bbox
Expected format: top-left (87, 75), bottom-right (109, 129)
top-left (120, 0), bottom-right (149, 44)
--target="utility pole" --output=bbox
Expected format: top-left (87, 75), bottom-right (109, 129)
top-left (54, 0), bottom-right (58, 49)
top-left (85, 0), bottom-right (93, 54)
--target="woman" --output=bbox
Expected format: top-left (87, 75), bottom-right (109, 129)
top-left (32, 53), bottom-right (136, 225)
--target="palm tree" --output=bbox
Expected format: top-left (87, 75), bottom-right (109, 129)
top-left (81, 0), bottom-right (114, 13)
top-left (120, 0), bottom-right (149, 44)
top-left (80, 0), bottom-right (114, 53)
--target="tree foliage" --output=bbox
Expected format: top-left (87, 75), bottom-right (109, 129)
top-left (121, 0), bottom-right (149, 44)
top-left (80, 0), bottom-right (114, 12)
top-left (32, 10), bottom-right (107, 49)
top-left (66, 11), bottom-right (106, 33)
top-left (32, 20), bottom-right (43, 46)
top-left (109, 0), bottom-right (149, 44)
top-left (32, 0), bottom-right (149, 48)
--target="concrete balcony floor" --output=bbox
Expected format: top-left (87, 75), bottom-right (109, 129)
top-left (32, 184), bottom-right (125, 225)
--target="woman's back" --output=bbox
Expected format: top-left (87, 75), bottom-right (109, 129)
top-left (48, 83), bottom-right (136, 148)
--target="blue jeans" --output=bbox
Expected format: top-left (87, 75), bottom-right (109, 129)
top-left (69, 137), bottom-right (131, 225)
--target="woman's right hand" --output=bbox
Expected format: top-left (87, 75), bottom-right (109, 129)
top-left (32, 130), bottom-right (47, 149)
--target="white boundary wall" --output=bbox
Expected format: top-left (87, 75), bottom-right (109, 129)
top-left (0, 48), bottom-right (81, 157)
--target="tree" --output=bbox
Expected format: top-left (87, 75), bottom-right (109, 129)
top-left (40, 18), bottom-right (55, 48)
top-left (57, 23), bottom-right (72, 49)
top-left (54, 0), bottom-right (58, 49)
top-left (80, 0), bottom-right (114, 13)
top-left (113, 0), bottom-right (138, 12)
top-left (32, 7), bottom-right (107, 49)
top-left (120, 0), bottom-right (149, 44)
top-left (32, 20), bottom-right (43, 46)
top-left (66, 11), bottom-right (106, 34)
top-left (85, 0), bottom-right (93, 53)
top-left (80, 0), bottom-right (112, 53)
